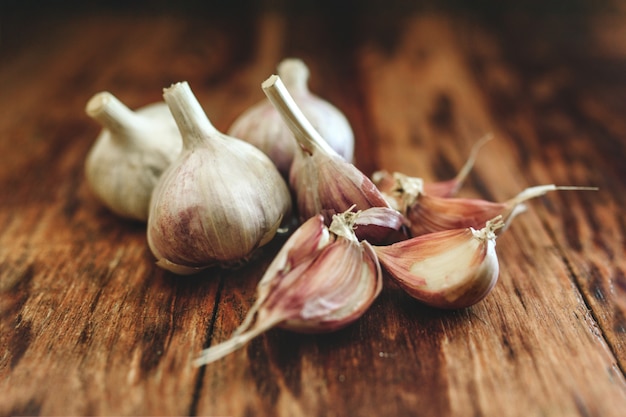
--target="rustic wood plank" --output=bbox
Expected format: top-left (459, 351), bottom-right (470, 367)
top-left (462, 10), bottom-right (626, 371)
top-left (355, 12), bottom-right (626, 416)
top-left (1, 4), bottom-right (625, 417)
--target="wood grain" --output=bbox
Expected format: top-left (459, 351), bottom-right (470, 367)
top-left (1, 3), bottom-right (626, 416)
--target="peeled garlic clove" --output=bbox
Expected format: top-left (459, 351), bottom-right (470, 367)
top-left (374, 216), bottom-right (505, 309)
top-left (147, 82), bottom-right (292, 274)
top-left (193, 210), bottom-right (382, 366)
top-left (228, 58), bottom-right (354, 176)
top-left (84, 92), bottom-right (182, 221)
top-left (262, 74), bottom-right (395, 243)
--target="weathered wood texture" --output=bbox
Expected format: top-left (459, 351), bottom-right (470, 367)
top-left (1, 3), bottom-right (626, 416)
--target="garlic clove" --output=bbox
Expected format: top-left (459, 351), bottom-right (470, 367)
top-left (233, 214), bottom-right (332, 335)
top-left (193, 209), bottom-right (382, 366)
top-left (228, 58), bottom-right (354, 176)
top-left (352, 206), bottom-right (409, 244)
top-left (374, 216), bottom-right (505, 309)
top-left (372, 133), bottom-right (493, 207)
top-left (147, 82), bottom-right (292, 274)
top-left (289, 147), bottom-right (393, 222)
top-left (262, 74), bottom-right (396, 243)
top-left (394, 175), bottom-right (597, 236)
top-left (84, 91), bottom-right (182, 221)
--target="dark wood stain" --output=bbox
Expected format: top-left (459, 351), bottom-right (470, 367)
top-left (140, 322), bottom-right (172, 374)
top-left (588, 263), bottom-right (606, 303)
top-left (10, 314), bottom-right (33, 369)
top-left (433, 148), bottom-right (460, 182)
top-left (558, 192), bottom-right (583, 252)
top-left (247, 336), bottom-right (282, 408)
top-left (429, 92), bottom-right (455, 133)
top-left (7, 399), bottom-right (42, 417)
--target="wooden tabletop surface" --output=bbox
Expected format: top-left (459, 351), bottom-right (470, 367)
top-left (2, 1), bottom-right (626, 416)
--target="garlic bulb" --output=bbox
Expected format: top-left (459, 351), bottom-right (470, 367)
top-left (193, 210), bottom-right (382, 366)
top-left (228, 58), bottom-right (354, 176)
top-left (387, 175), bottom-right (596, 237)
top-left (85, 92), bottom-right (182, 221)
top-left (374, 216), bottom-right (505, 309)
top-left (147, 82), bottom-right (292, 274)
top-left (261, 74), bottom-right (398, 244)
top-left (372, 133), bottom-right (493, 203)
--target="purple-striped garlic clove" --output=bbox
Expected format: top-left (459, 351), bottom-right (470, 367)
top-left (193, 209), bottom-right (382, 366)
top-left (262, 74), bottom-right (391, 234)
top-left (374, 216), bottom-right (505, 309)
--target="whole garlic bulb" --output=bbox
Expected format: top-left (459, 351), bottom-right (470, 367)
top-left (228, 58), bottom-right (355, 176)
top-left (147, 82), bottom-right (292, 275)
top-left (85, 92), bottom-right (182, 221)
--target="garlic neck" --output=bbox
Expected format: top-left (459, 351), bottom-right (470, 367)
top-left (471, 215), bottom-right (504, 241)
top-left (277, 58), bottom-right (310, 96)
top-left (86, 92), bottom-right (143, 139)
top-left (163, 82), bottom-right (219, 150)
top-left (329, 208), bottom-right (359, 243)
top-left (393, 173), bottom-right (424, 212)
top-left (262, 74), bottom-right (337, 156)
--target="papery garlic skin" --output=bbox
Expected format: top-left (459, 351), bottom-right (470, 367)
top-left (147, 82), bottom-right (292, 274)
top-left (374, 217), bottom-right (503, 309)
top-left (193, 210), bottom-right (382, 366)
top-left (289, 148), bottom-right (392, 222)
top-left (279, 233), bottom-right (382, 332)
top-left (85, 92), bottom-right (182, 221)
top-left (228, 58), bottom-right (354, 176)
top-left (352, 206), bottom-right (408, 244)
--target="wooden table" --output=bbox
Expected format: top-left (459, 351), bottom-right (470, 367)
top-left (2, 2), bottom-right (626, 416)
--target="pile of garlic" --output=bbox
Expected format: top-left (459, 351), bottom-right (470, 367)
top-left (84, 58), bottom-right (595, 366)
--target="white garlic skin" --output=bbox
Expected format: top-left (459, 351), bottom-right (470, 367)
top-left (147, 82), bottom-right (292, 274)
top-left (85, 92), bottom-right (182, 221)
top-left (228, 58), bottom-right (355, 176)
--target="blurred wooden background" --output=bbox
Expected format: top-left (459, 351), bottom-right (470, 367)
top-left (1, 0), bottom-right (626, 416)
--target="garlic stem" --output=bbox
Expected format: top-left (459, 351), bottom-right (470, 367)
top-left (471, 215), bottom-right (505, 241)
top-left (193, 314), bottom-right (282, 367)
top-left (328, 207), bottom-right (359, 243)
top-left (453, 133), bottom-right (493, 187)
top-left (163, 82), bottom-right (219, 150)
top-left (502, 184), bottom-right (598, 229)
top-left (86, 92), bottom-right (141, 137)
top-left (506, 184), bottom-right (598, 208)
top-left (262, 75), bottom-right (338, 156)
top-left (277, 58), bottom-right (310, 95)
